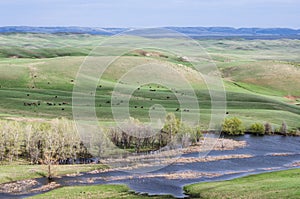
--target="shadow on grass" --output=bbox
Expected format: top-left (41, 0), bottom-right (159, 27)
top-left (35, 171), bottom-right (47, 178)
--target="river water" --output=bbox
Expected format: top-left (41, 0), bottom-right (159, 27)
top-left (1, 135), bottom-right (300, 198)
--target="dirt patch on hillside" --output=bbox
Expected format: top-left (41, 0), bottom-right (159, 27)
top-left (285, 95), bottom-right (300, 101)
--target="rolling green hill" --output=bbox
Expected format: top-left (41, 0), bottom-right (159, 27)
top-left (0, 34), bottom-right (299, 130)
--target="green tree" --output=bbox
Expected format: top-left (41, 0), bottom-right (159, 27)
top-left (222, 117), bottom-right (245, 135)
top-left (39, 118), bottom-right (81, 179)
top-left (5, 121), bottom-right (22, 162)
top-left (0, 121), bottom-right (6, 161)
top-left (249, 123), bottom-right (265, 135)
top-left (177, 123), bottom-right (192, 148)
top-left (162, 113), bottom-right (180, 141)
top-left (193, 126), bottom-right (203, 143)
top-left (24, 123), bottom-right (42, 164)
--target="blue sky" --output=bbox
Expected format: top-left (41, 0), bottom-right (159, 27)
top-left (0, 0), bottom-right (299, 28)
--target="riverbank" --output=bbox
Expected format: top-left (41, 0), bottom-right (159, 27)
top-left (0, 137), bottom-right (247, 197)
top-left (27, 168), bottom-right (300, 199)
top-left (0, 164), bottom-right (107, 186)
top-left (0, 137), bottom-right (245, 181)
top-left (28, 184), bottom-right (175, 199)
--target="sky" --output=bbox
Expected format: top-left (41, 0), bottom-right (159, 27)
top-left (0, 0), bottom-right (299, 28)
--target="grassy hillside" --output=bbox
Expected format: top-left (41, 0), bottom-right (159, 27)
top-left (30, 184), bottom-right (173, 199)
top-left (0, 34), bottom-right (299, 129)
top-left (184, 168), bottom-right (300, 199)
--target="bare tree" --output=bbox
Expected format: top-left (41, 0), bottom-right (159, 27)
top-left (0, 121), bottom-right (6, 161)
top-left (280, 121), bottom-right (288, 135)
top-left (264, 122), bottom-right (273, 135)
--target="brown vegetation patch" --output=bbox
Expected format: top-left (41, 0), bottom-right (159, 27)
top-left (65, 173), bottom-right (83, 177)
top-left (104, 171), bottom-right (221, 181)
top-left (5, 117), bottom-right (48, 123)
top-left (183, 138), bottom-right (247, 153)
top-left (31, 182), bottom-right (60, 193)
top-left (0, 179), bottom-right (60, 195)
top-left (0, 179), bottom-right (38, 194)
top-left (267, 152), bottom-right (297, 157)
top-left (290, 161), bottom-right (300, 167)
top-left (175, 154), bottom-right (254, 164)
top-left (261, 167), bottom-right (282, 171)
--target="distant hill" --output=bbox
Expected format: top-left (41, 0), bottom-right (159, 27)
top-left (1, 26), bottom-right (300, 39)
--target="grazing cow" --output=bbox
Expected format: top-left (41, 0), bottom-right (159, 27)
top-left (55, 96), bottom-right (58, 98)
top-left (61, 108), bottom-right (65, 110)
top-left (141, 106), bottom-right (144, 108)
top-left (166, 96), bottom-right (170, 99)
top-left (176, 108), bottom-right (180, 111)
top-left (27, 94), bottom-right (30, 96)
top-left (159, 54), bottom-right (168, 58)
top-left (150, 89), bottom-right (156, 92)
top-left (134, 106), bottom-right (137, 108)
top-left (62, 102), bottom-right (68, 105)
top-left (70, 79), bottom-right (74, 82)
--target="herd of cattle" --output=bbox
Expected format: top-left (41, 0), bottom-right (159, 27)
top-left (23, 84), bottom-right (190, 112)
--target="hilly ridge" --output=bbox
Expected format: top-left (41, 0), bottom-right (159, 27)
top-left (1, 26), bottom-right (300, 39)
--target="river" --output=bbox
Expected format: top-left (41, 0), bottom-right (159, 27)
top-left (1, 135), bottom-right (300, 198)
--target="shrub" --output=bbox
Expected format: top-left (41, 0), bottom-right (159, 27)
top-left (280, 121), bottom-right (288, 135)
top-left (249, 123), bottom-right (265, 135)
top-left (222, 117), bottom-right (245, 135)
